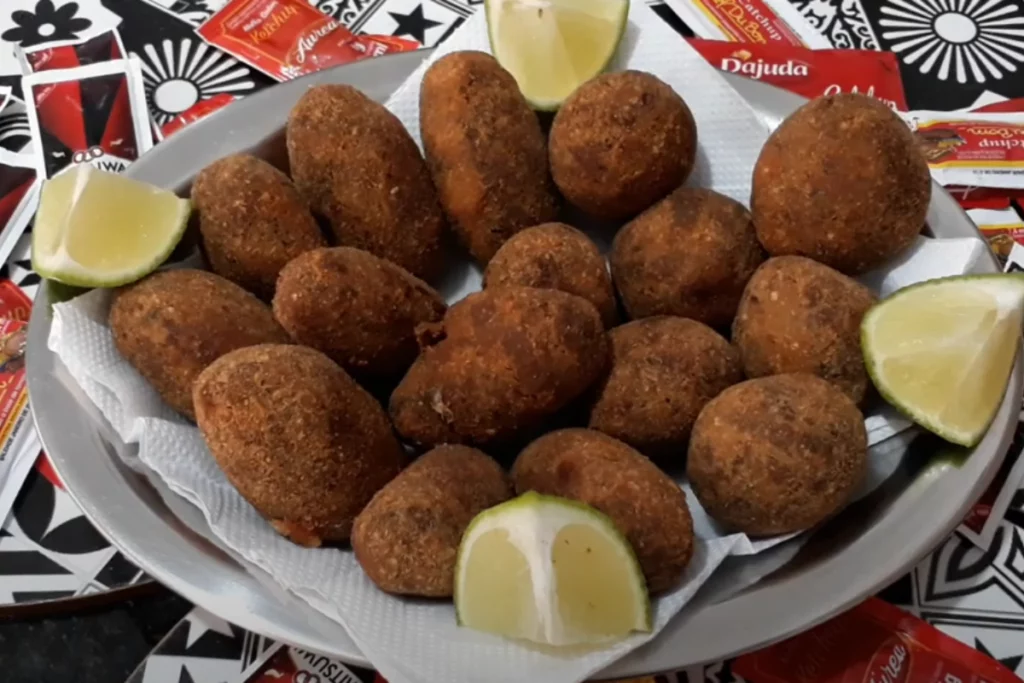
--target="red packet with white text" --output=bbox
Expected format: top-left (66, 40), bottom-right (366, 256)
top-left (735, 598), bottom-right (1019, 683)
top-left (196, 0), bottom-right (419, 83)
top-left (907, 111), bottom-right (1024, 190)
top-left (22, 58), bottom-right (153, 178)
top-left (0, 281), bottom-right (37, 527)
top-left (160, 92), bottom-right (236, 138)
top-left (18, 29), bottom-right (126, 74)
top-left (669, 0), bottom-right (830, 47)
top-left (688, 39), bottom-right (908, 111)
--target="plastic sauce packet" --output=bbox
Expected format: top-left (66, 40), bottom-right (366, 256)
top-left (734, 597), bottom-right (1020, 683)
top-left (0, 281), bottom-right (39, 527)
top-left (906, 111), bottom-right (1024, 191)
top-left (22, 58), bottom-right (153, 179)
top-left (966, 206), bottom-right (1024, 265)
top-left (195, 0), bottom-right (419, 83)
top-left (17, 29), bottom-right (126, 73)
top-left (687, 39), bottom-right (908, 111)
top-left (160, 92), bottom-right (236, 138)
top-left (665, 0), bottom-right (830, 47)
top-left (972, 97), bottom-right (1024, 115)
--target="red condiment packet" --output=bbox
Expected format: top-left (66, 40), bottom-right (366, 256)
top-left (734, 598), bottom-right (1019, 683)
top-left (18, 29), bottom-right (126, 73)
top-left (671, 0), bottom-right (830, 47)
top-left (195, 0), bottom-right (419, 83)
top-left (907, 111), bottom-right (1024, 190)
top-left (967, 206), bottom-right (1024, 266)
top-left (973, 97), bottom-right (1024, 115)
top-left (160, 92), bottom-right (236, 138)
top-left (687, 39), bottom-right (909, 111)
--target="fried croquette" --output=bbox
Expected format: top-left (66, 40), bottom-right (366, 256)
top-left (687, 374), bottom-right (868, 537)
top-left (512, 429), bottom-right (693, 594)
top-left (352, 445), bottom-right (512, 597)
top-left (194, 344), bottom-right (405, 546)
top-left (420, 51), bottom-right (559, 263)
top-left (751, 93), bottom-right (931, 274)
top-left (286, 84), bottom-right (446, 281)
top-left (191, 154), bottom-right (325, 300)
top-left (109, 269), bottom-right (290, 420)
top-left (483, 223), bottom-right (618, 328)
top-left (389, 287), bottom-right (608, 448)
top-left (610, 187), bottom-right (766, 328)
top-left (589, 317), bottom-right (741, 460)
top-left (733, 256), bottom-right (876, 403)
top-left (273, 247), bottom-right (446, 380)
top-left (549, 71), bottom-right (697, 220)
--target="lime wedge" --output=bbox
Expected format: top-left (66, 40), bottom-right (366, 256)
top-left (454, 491), bottom-right (650, 646)
top-left (862, 274), bottom-right (1024, 447)
top-left (32, 165), bottom-right (191, 288)
top-left (486, 0), bottom-right (629, 110)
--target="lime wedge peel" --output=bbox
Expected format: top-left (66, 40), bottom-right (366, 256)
top-left (486, 0), bottom-right (630, 110)
top-left (862, 274), bottom-right (1024, 448)
top-left (454, 491), bottom-right (651, 647)
top-left (32, 165), bottom-right (191, 288)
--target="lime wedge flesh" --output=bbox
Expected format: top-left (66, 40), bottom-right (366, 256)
top-left (455, 491), bottom-right (650, 646)
top-left (32, 165), bottom-right (191, 288)
top-left (486, 0), bottom-right (629, 110)
top-left (862, 274), bottom-right (1024, 447)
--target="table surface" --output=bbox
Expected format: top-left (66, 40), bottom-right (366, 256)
top-left (2, 1), bottom-right (1024, 682)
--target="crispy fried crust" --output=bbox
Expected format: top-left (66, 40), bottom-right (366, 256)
top-left (352, 445), bottom-right (512, 597)
top-left (549, 71), bottom-right (697, 220)
top-left (687, 374), bottom-right (868, 537)
top-left (191, 154), bottom-right (325, 300)
top-left (512, 429), bottom-right (693, 594)
top-left (611, 187), bottom-right (766, 328)
top-left (420, 51), bottom-right (559, 264)
top-left (109, 269), bottom-right (289, 420)
top-left (193, 344), bottom-right (405, 546)
top-left (483, 223), bottom-right (618, 328)
top-left (273, 247), bottom-right (446, 380)
top-left (733, 256), bottom-right (876, 403)
top-left (286, 84), bottom-right (446, 281)
top-left (589, 317), bottom-right (741, 461)
top-left (751, 94), bottom-right (931, 274)
top-left (389, 287), bottom-right (609, 447)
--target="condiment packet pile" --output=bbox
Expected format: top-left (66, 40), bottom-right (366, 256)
top-left (664, 0), bottom-right (829, 47)
top-left (47, 6), bottom-right (989, 683)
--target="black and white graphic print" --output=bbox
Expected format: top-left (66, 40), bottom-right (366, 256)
top-left (0, 102), bottom-right (32, 154)
top-left (139, 0), bottom-right (221, 27)
top-left (355, 0), bottom-right (465, 45)
top-left (0, 0), bottom-right (122, 48)
top-left (134, 38), bottom-right (257, 124)
top-left (791, 0), bottom-right (880, 50)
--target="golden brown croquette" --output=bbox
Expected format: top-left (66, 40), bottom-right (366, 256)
top-left (193, 344), bottom-right (405, 546)
top-left (512, 429), bottom-right (693, 594)
top-left (549, 71), bottom-right (697, 220)
top-left (352, 445), bottom-right (512, 597)
top-left (483, 223), bottom-right (618, 328)
top-left (687, 374), bottom-right (868, 537)
top-left (273, 247), bottom-right (446, 380)
top-left (389, 287), bottom-right (608, 448)
top-left (191, 154), bottom-right (325, 300)
top-left (610, 187), bottom-right (766, 328)
top-left (589, 317), bottom-right (741, 460)
top-left (733, 256), bottom-right (876, 403)
top-left (286, 84), bottom-right (446, 281)
top-left (751, 93), bottom-right (930, 274)
top-left (109, 269), bottom-right (290, 420)
top-left (420, 51), bottom-right (559, 264)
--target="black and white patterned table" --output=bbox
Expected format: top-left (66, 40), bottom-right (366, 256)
top-left (1, 1), bottom-right (1024, 682)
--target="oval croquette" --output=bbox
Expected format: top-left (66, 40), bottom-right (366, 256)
top-left (589, 317), bottom-right (741, 460)
top-left (483, 223), bottom-right (618, 328)
top-left (549, 71), bottom-right (697, 220)
top-left (687, 374), bottom-right (868, 537)
top-left (109, 269), bottom-right (290, 420)
top-left (286, 84), bottom-right (446, 281)
top-left (420, 51), bottom-right (559, 264)
top-left (273, 247), bottom-right (446, 380)
top-left (191, 154), bottom-right (325, 300)
top-left (194, 344), bottom-right (405, 546)
top-left (751, 93), bottom-right (931, 274)
top-left (389, 287), bottom-right (609, 448)
top-left (352, 445), bottom-right (512, 597)
top-left (611, 187), bottom-right (766, 328)
top-left (512, 429), bottom-right (693, 594)
top-left (733, 256), bottom-right (876, 403)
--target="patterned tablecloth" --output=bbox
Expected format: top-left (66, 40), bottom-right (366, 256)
top-left (1, 1), bottom-right (1024, 682)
